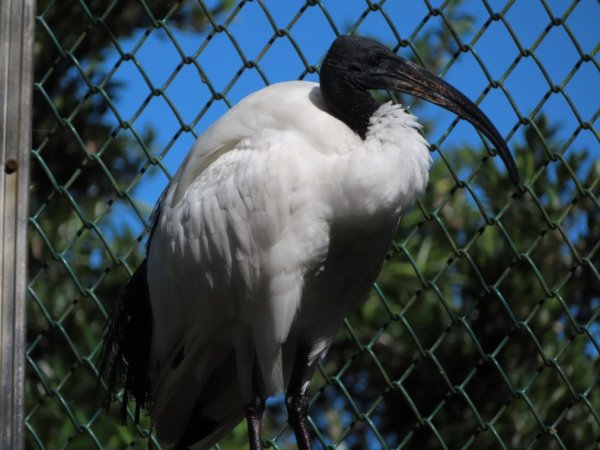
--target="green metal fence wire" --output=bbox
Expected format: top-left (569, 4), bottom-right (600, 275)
top-left (26, 0), bottom-right (598, 449)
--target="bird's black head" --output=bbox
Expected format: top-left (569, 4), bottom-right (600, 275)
top-left (321, 35), bottom-right (400, 91)
top-left (320, 35), bottom-right (520, 185)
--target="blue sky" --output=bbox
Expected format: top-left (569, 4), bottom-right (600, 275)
top-left (102, 0), bottom-right (599, 239)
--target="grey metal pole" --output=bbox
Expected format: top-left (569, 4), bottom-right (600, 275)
top-left (0, 1), bottom-right (35, 449)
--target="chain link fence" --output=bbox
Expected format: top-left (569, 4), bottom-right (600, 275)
top-left (26, 0), bottom-right (598, 449)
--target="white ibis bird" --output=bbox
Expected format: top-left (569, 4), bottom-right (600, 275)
top-left (99, 35), bottom-right (519, 450)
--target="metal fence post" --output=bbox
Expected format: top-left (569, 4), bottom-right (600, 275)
top-left (0, 0), bottom-right (35, 449)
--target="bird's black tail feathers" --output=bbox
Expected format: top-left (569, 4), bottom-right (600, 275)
top-left (98, 259), bottom-right (153, 424)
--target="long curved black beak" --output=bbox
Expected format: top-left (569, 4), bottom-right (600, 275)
top-left (379, 55), bottom-right (520, 185)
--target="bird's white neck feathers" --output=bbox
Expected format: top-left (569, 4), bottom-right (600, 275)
top-left (335, 102), bottom-right (432, 226)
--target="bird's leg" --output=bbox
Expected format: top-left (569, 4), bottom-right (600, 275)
top-left (286, 346), bottom-right (313, 450)
top-left (286, 393), bottom-right (311, 450)
top-left (245, 395), bottom-right (265, 450)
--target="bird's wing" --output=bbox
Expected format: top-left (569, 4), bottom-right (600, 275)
top-left (144, 81), bottom-right (360, 447)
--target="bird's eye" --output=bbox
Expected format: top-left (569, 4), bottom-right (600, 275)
top-left (350, 62), bottom-right (361, 72)
top-left (372, 53), bottom-right (386, 65)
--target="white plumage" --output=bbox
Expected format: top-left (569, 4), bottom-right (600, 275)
top-left (99, 35), bottom-right (518, 450)
top-left (147, 81), bottom-right (431, 446)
